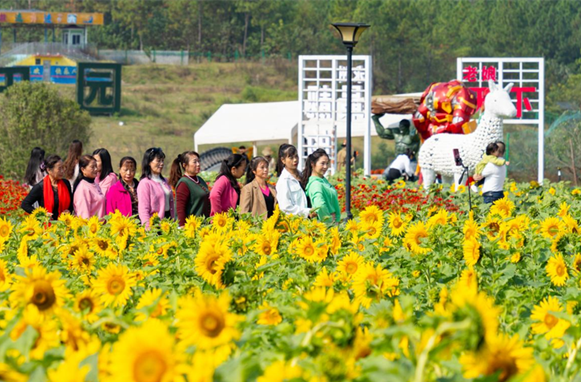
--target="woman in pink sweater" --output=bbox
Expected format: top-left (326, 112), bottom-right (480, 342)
top-left (93, 148), bottom-right (118, 196)
top-left (106, 156), bottom-right (139, 217)
top-left (209, 154), bottom-right (247, 216)
top-left (137, 147), bottom-right (175, 229)
top-left (73, 155), bottom-right (106, 219)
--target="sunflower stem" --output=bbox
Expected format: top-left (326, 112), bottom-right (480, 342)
top-left (413, 320), bottom-right (471, 382)
top-left (565, 336), bottom-right (581, 378)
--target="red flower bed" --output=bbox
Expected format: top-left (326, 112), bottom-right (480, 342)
top-left (0, 175), bottom-right (29, 217)
top-left (335, 180), bottom-right (461, 214)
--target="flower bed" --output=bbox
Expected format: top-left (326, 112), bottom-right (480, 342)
top-left (0, 175), bottom-right (28, 218)
top-left (0, 180), bottom-right (579, 381)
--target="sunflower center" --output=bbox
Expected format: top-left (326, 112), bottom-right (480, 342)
top-left (205, 255), bottom-right (220, 275)
top-left (90, 224), bottom-right (98, 234)
top-left (32, 280), bottom-right (56, 311)
top-left (81, 256), bottom-right (91, 266)
top-left (79, 297), bottom-right (94, 312)
top-left (548, 226), bottom-right (559, 237)
top-left (544, 313), bottom-right (558, 329)
top-left (262, 243), bottom-right (272, 255)
top-left (107, 276), bottom-right (126, 295)
top-left (200, 311), bottom-right (225, 338)
top-left (393, 219), bottom-right (403, 229)
top-left (97, 240), bottom-right (108, 250)
top-left (304, 245), bottom-right (314, 257)
top-left (556, 264), bottom-right (566, 277)
top-left (0, 225), bottom-right (9, 237)
top-left (345, 262), bottom-right (357, 274)
top-left (132, 350), bottom-right (167, 382)
top-left (0, 269), bottom-right (5, 282)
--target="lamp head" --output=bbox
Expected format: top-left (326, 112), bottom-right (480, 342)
top-left (331, 22), bottom-right (370, 48)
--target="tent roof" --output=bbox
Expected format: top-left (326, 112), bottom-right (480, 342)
top-left (194, 98), bottom-right (419, 149)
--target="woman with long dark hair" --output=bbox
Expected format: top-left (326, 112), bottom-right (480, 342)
top-left (106, 156), bottom-right (139, 217)
top-left (209, 153), bottom-right (247, 216)
top-left (63, 140), bottom-right (83, 184)
top-left (137, 147), bottom-right (175, 229)
top-left (21, 154), bottom-right (73, 219)
top-left (169, 151), bottom-right (211, 226)
top-left (275, 144), bottom-right (311, 218)
top-left (303, 149), bottom-right (340, 222)
top-left (240, 156), bottom-right (277, 220)
top-left (93, 148), bottom-right (118, 196)
top-left (24, 147), bottom-right (46, 189)
top-left (73, 155), bottom-right (106, 219)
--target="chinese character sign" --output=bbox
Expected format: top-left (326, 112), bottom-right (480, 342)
top-left (458, 59), bottom-right (541, 121)
top-left (76, 63), bottom-right (122, 115)
top-left (298, 55), bottom-right (371, 174)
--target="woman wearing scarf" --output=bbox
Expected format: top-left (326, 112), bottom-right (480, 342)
top-left (21, 154), bottom-right (73, 219)
top-left (73, 155), bottom-right (106, 219)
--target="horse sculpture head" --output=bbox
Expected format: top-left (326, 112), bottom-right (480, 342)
top-left (484, 80), bottom-right (517, 119)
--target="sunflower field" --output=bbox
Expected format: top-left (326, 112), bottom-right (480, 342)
top-left (1, 178), bottom-right (581, 382)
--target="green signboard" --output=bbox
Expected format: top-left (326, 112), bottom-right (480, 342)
top-left (0, 67), bottom-right (30, 92)
top-left (76, 62), bottom-right (122, 115)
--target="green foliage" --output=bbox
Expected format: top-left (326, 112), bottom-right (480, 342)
top-left (0, 82), bottom-right (91, 179)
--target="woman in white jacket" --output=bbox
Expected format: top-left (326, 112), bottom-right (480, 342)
top-left (275, 144), bottom-right (312, 218)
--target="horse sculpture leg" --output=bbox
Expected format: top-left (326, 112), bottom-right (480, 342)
top-left (421, 169), bottom-right (436, 188)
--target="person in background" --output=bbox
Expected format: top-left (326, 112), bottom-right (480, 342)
top-left (384, 149), bottom-right (416, 184)
top-left (169, 151), bottom-right (211, 226)
top-left (471, 142), bottom-right (509, 192)
top-left (73, 155), bottom-right (106, 219)
top-left (21, 154), bottom-right (72, 219)
top-left (93, 148), bottom-right (118, 196)
top-left (302, 149), bottom-right (341, 222)
top-left (275, 144), bottom-right (312, 218)
top-left (473, 140), bottom-right (507, 204)
top-left (137, 147), bottom-right (175, 229)
top-left (106, 156), bottom-right (139, 217)
top-left (63, 140), bottom-right (83, 184)
top-left (262, 147), bottom-right (277, 177)
top-left (209, 154), bottom-right (247, 216)
top-left (336, 141), bottom-right (347, 173)
top-left (24, 147), bottom-right (46, 189)
top-left (240, 156), bottom-right (277, 220)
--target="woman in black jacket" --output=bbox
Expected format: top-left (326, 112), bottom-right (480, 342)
top-left (21, 154), bottom-right (73, 219)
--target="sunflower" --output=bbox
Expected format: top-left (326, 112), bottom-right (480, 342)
top-left (510, 252), bottom-right (521, 263)
top-left (30, 206), bottom-right (50, 221)
top-left (459, 267), bottom-right (478, 290)
top-left (176, 292), bottom-right (242, 350)
top-left (539, 217), bottom-right (563, 239)
top-left (0, 362), bottom-right (27, 382)
top-left (86, 216), bottom-right (100, 237)
top-left (183, 215), bottom-right (203, 239)
top-left (362, 221), bottom-right (382, 240)
top-left (254, 231), bottom-right (280, 256)
top-left (337, 252), bottom-right (364, 279)
top-left (352, 262), bottom-right (400, 308)
top-left (19, 215), bottom-right (42, 240)
top-left (546, 254), bottom-right (569, 286)
top-left (345, 219), bottom-right (359, 235)
top-left (257, 360), bottom-right (303, 382)
top-left (135, 288), bottom-right (170, 321)
top-left (463, 239), bottom-right (480, 267)
top-left (93, 263), bottom-right (137, 307)
top-left (403, 221), bottom-right (431, 255)
top-left (489, 196), bottom-right (514, 218)
top-left (460, 333), bottom-right (535, 381)
top-left (11, 305), bottom-right (59, 359)
top-left (329, 226), bottom-right (341, 255)
top-left (572, 254), bottom-right (581, 274)
top-left (313, 267), bottom-right (335, 287)
top-left (0, 259), bottom-right (12, 292)
top-left (109, 213), bottom-right (137, 238)
top-left (257, 303), bottom-right (283, 325)
top-left (388, 212), bottom-right (407, 236)
top-left (74, 289), bottom-right (103, 323)
top-left (427, 209), bottom-right (448, 229)
top-left (194, 240), bottom-right (232, 289)
top-left (450, 285), bottom-right (500, 343)
top-left (69, 247), bottom-right (95, 273)
top-left (108, 319), bottom-right (183, 382)
top-left (296, 235), bottom-right (319, 262)
top-left (92, 237), bottom-right (117, 259)
top-left (483, 216), bottom-right (503, 240)
top-left (530, 296), bottom-right (571, 341)
top-left (212, 212), bottom-right (231, 231)
top-left (561, 214), bottom-right (580, 234)
top-left (59, 238), bottom-right (88, 260)
top-left (0, 216), bottom-right (13, 242)
top-left (47, 351), bottom-right (90, 382)
top-left (463, 212), bottom-right (481, 241)
top-left (10, 266), bottom-right (68, 316)
top-left (359, 205), bottom-right (384, 226)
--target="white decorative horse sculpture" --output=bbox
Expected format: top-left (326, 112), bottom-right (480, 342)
top-left (418, 80), bottom-right (517, 187)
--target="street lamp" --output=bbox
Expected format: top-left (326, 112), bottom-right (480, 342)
top-left (331, 22), bottom-right (369, 220)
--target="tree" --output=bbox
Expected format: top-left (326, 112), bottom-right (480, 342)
top-left (546, 116), bottom-right (581, 185)
top-left (0, 82), bottom-right (92, 180)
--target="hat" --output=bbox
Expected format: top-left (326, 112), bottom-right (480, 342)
top-left (262, 147), bottom-right (273, 156)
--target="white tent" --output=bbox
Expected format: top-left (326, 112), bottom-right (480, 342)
top-left (194, 100), bottom-right (415, 149)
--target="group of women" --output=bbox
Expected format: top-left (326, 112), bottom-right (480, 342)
top-left (21, 142), bottom-right (343, 226)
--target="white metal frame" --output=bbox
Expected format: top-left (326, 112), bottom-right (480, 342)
top-left (456, 57), bottom-right (545, 182)
top-left (298, 55), bottom-right (372, 175)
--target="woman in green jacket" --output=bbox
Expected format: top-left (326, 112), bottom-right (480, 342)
top-left (301, 149), bottom-right (341, 222)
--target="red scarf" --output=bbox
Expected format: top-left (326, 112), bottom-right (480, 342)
top-left (43, 175), bottom-right (70, 217)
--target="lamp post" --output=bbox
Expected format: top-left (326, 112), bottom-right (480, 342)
top-left (331, 22), bottom-right (369, 220)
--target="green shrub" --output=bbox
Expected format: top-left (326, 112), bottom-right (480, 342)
top-left (0, 81), bottom-right (92, 179)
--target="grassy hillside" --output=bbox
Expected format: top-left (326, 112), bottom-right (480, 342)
top-left (90, 61), bottom-right (298, 167)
